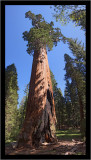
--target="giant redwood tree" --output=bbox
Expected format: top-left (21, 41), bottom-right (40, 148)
top-left (18, 11), bottom-right (62, 148)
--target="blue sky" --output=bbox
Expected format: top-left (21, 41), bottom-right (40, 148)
top-left (5, 5), bottom-right (85, 107)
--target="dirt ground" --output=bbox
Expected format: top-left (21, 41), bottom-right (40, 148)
top-left (5, 139), bottom-right (86, 155)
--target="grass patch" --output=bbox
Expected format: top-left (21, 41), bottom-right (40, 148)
top-left (77, 152), bottom-right (83, 155)
top-left (56, 129), bottom-right (81, 141)
top-left (5, 140), bottom-right (17, 147)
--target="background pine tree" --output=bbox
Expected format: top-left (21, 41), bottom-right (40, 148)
top-left (64, 38), bottom-right (86, 137)
top-left (5, 64), bottom-right (19, 142)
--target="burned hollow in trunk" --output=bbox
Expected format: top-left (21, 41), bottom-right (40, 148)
top-left (32, 89), bottom-right (56, 146)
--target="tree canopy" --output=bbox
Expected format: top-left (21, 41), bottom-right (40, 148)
top-left (64, 38), bottom-right (86, 136)
top-left (23, 11), bottom-right (63, 55)
top-left (52, 5), bottom-right (86, 31)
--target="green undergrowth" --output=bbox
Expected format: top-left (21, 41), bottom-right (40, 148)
top-left (5, 140), bottom-right (17, 147)
top-left (56, 129), bottom-right (81, 141)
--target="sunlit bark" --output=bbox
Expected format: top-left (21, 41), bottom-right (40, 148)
top-left (18, 47), bottom-right (57, 148)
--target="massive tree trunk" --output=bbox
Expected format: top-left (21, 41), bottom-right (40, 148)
top-left (18, 47), bottom-right (57, 148)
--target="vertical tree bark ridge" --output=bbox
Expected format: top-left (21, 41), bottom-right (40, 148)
top-left (18, 47), bottom-right (57, 148)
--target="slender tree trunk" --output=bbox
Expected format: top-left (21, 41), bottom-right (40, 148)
top-left (76, 84), bottom-right (84, 122)
top-left (79, 96), bottom-right (84, 121)
top-left (58, 107), bottom-right (60, 130)
top-left (75, 81), bottom-right (84, 120)
top-left (76, 83), bottom-right (84, 133)
top-left (18, 47), bottom-right (57, 148)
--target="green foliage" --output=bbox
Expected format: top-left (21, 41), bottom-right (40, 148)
top-left (23, 11), bottom-right (62, 55)
top-left (50, 70), bottom-right (59, 97)
top-left (18, 84), bottom-right (29, 130)
top-left (70, 9), bottom-right (86, 31)
top-left (52, 5), bottom-right (86, 31)
top-left (66, 38), bottom-right (86, 97)
top-left (56, 129), bottom-right (81, 141)
top-left (64, 38), bottom-right (86, 135)
top-left (5, 64), bottom-right (19, 142)
top-left (50, 70), bottom-right (66, 129)
top-left (64, 80), bottom-right (80, 128)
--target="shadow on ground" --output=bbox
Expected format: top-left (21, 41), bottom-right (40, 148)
top-left (5, 129), bottom-right (86, 155)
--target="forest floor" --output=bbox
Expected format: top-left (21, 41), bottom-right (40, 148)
top-left (5, 129), bottom-right (86, 155)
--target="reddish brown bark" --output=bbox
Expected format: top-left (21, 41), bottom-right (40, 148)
top-left (18, 47), bottom-right (57, 148)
